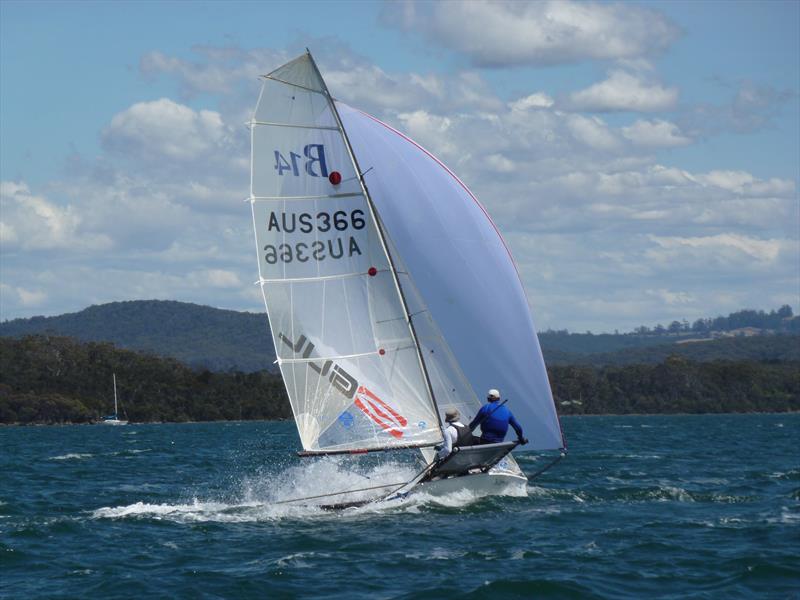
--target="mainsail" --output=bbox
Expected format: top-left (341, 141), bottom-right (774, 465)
top-left (250, 53), bottom-right (442, 453)
top-left (251, 52), bottom-right (564, 455)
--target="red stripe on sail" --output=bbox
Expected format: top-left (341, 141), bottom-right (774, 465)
top-left (354, 386), bottom-right (407, 438)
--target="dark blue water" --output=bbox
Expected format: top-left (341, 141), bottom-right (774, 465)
top-left (1, 415), bottom-right (798, 599)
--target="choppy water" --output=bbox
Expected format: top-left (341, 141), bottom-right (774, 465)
top-left (1, 415), bottom-right (798, 599)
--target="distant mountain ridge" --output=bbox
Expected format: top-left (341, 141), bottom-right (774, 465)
top-left (2, 300), bottom-right (796, 373)
top-left (0, 300), bottom-right (277, 373)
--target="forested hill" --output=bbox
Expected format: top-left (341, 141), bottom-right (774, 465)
top-left (539, 305), bottom-right (798, 356)
top-left (0, 300), bottom-right (277, 373)
top-left (1, 335), bottom-right (797, 424)
top-left (2, 301), bottom-right (797, 373)
top-left (0, 336), bottom-right (290, 424)
top-left (544, 334), bottom-right (800, 367)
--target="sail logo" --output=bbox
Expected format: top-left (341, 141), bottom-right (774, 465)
top-left (274, 144), bottom-right (328, 177)
top-left (279, 332), bottom-right (407, 439)
top-left (354, 386), bottom-right (407, 439)
top-left (279, 333), bottom-right (357, 398)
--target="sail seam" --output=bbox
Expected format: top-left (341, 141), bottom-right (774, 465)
top-left (250, 192), bottom-right (363, 202)
top-left (262, 75), bottom-right (326, 95)
top-left (277, 349), bottom-right (378, 364)
top-left (251, 120), bottom-right (339, 131)
top-left (258, 268), bottom-right (387, 284)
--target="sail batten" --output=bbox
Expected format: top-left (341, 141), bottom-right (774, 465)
top-left (250, 120), bottom-right (340, 131)
top-left (251, 192), bottom-right (363, 201)
top-left (259, 269), bottom-right (380, 284)
top-left (262, 76), bottom-right (328, 95)
top-left (277, 349), bottom-right (381, 364)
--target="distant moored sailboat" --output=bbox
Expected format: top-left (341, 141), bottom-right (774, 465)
top-left (100, 373), bottom-right (127, 425)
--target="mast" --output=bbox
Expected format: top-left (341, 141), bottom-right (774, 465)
top-left (113, 373), bottom-right (118, 416)
top-left (305, 52), bottom-right (445, 435)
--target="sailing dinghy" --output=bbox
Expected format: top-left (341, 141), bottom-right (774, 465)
top-left (250, 52), bottom-right (565, 508)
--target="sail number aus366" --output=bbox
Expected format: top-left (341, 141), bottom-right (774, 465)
top-left (263, 209), bottom-right (367, 265)
top-left (265, 210), bottom-right (365, 233)
top-left (263, 238), bottom-right (363, 264)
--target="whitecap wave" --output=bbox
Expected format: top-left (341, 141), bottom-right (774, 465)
top-left (91, 499), bottom-right (291, 523)
top-left (648, 486), bottom-right (694, 502)
top-left (50, 453), bottom-right (93, 461)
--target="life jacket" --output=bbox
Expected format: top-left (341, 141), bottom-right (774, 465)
top-left (450, 422), bottom-right (476, 447)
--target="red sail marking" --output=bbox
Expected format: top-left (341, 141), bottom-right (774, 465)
top-left (354, 386), bottom-right (407, 439)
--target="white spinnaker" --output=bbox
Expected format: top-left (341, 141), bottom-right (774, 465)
top-left (338, 103), bottom-right (565, 452)
top-left (250, 54), bottom-right (442, 452)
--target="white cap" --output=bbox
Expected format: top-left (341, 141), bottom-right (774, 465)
top-left (487, 389), bottom-right (500, 399)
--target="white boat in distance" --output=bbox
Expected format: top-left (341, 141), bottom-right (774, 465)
top-left (100, 373), bottom-right (127, 425)
top-left (249, 52), bottom-right (565, 508)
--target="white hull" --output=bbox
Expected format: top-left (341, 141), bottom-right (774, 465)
top-left (403, 470), bottom-right (528, 501)
top-left (100, 419), bottom-right (127, 426)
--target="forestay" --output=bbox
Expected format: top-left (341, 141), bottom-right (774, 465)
top-left (250, 54), bottom-right (442, 452)
top-left (337, 104), bottom-right (565, 451)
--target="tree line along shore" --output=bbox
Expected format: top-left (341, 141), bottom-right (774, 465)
top-left (0, 335), bottom-right (797, 425)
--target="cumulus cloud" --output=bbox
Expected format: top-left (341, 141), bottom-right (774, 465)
top-left (102, 98), bottom-right (233, 162)
top-left (142, 45), bottom-right (505, 117)
top-left (140, 47), bottom-right (284, 97)
top-left (694, 170), bottom-right (796, 197)
top-left (328, 66), bottom-right (504, 114)
top-left (566, 115), bottom-right (621, 150)
top-left (0, 283), bottom-right (47, 308)
top-left (0, 181), bottom-right (112, 252)
top-left (395, 110), bottom-right (459, 157)
top-left (647, 233), bottom-right (785, 264)
top-left (682, 80), bottom-right (796, 136)
top-left (568, 70), bottom-right (679, 112)
top-left (622, 119), bottom-right (691, 147)
top-left (510, 93), bottom-right (554, 111)
top-left (383, 0), bottom-right (679, 67)
top-left (645, 289), bottom-right (696, 306)
top-left (3, 43), bottom-right (796, 332)
top-left (189, 269), bottom-right (243, 288)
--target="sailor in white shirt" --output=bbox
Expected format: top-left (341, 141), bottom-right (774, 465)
top-left (436, 408), bottom-right (475, 461)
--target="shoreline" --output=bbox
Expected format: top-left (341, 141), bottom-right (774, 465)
top-left (3, 412), bottom-right (797, 427)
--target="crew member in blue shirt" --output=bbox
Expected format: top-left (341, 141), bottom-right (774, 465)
top-left (469, 389), bottom-right (528, 445)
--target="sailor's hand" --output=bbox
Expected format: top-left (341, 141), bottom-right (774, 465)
top-left (518, 437), bottom-right (529, 445)
top-left (434, 445), bottom-right (443, 452)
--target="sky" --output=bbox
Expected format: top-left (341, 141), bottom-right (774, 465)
top-left (1, 0), bottom-right (798, 333)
